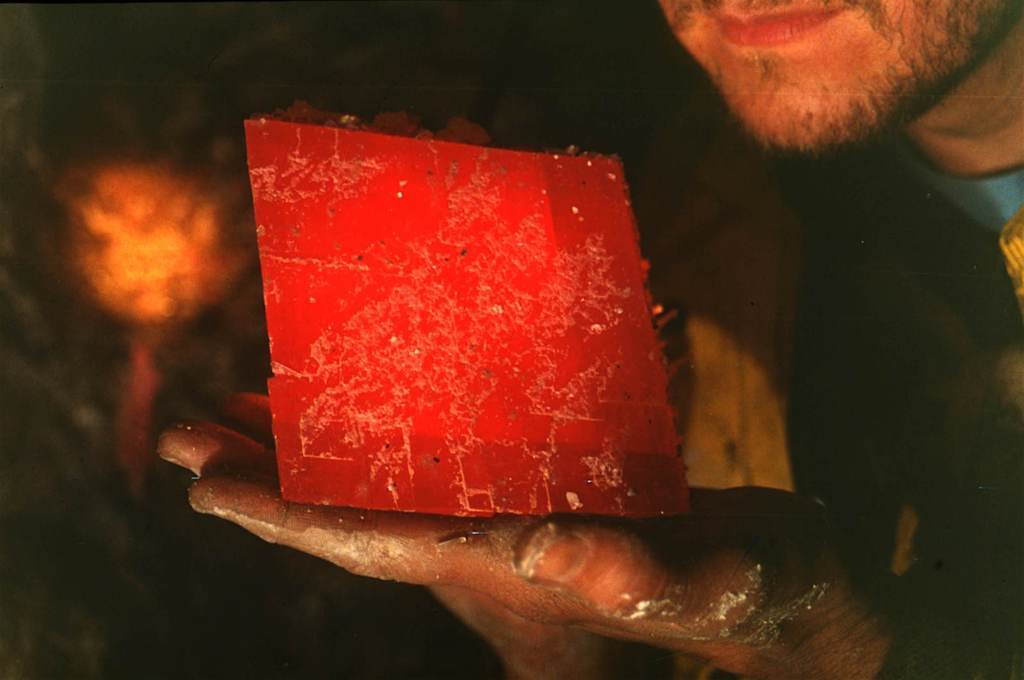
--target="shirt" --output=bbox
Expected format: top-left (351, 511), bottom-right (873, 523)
top-left (901, 148), bottom-right (1024, 232)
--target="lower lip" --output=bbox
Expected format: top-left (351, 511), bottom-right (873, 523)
top-left (719, 9), bottom-right (844, 47)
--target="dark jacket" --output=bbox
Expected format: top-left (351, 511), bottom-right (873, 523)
top-left (780, 146), bottom-right (1024, 678)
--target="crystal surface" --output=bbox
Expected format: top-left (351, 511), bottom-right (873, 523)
top-left (245, 117), bottom-right (688, 516)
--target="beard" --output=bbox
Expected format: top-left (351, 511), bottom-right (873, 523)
top-left (660, 0), bottom-right (1023, 154)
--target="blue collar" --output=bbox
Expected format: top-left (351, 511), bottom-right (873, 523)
top-left (900, 143), bottom-right (1024, 233)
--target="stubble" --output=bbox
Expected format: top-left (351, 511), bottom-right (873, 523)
top-left (660, 0), bottom-right (1022, 153)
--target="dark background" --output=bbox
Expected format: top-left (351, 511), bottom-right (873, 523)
top-left (0, 3), bottom-right (735, 677)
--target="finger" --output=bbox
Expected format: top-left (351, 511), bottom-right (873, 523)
top-left (221, 392), bottom-right (273, 444)
top-left (186, 474), bottom-right (532, 588)
top-left (184, 471), bottom-right (651, 630)
top-left (157, 421), bottom-right (276, 478)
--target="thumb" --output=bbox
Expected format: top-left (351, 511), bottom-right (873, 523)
top-left (513, 522), bottom-right (684, 621)
top-left (511, 490), bottom-right (834, 641)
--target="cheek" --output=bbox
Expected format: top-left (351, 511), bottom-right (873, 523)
top-left (878, 0), bottom-right (986, 74)
top-left (799, 25), bottom-right (905, 90)
top-left (672, 17), bottom-right (724, 78)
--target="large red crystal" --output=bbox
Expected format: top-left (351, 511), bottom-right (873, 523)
top-left (244, 117), bottom-right (688, 517)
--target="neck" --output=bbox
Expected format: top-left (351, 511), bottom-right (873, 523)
top-left (906, 12), bottom-right (1024, 178)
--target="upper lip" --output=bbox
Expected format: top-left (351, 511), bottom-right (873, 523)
top-left (716, 5), bottom-right (843, 25)
top-left (714, 5), bottom-right (846, 45)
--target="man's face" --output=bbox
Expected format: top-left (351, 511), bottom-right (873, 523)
top-left (659, 0), bottom-right (1018, 152)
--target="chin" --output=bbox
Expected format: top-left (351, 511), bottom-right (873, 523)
top-left (721, 84), bottom-right (890, 154)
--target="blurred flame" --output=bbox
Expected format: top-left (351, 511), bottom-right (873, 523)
top-left (61, 161), bottom-right (240, 327)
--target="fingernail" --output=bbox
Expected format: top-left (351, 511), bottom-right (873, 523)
top-left (514, 523), bottom-right (592, 586)
top-left (156, 422), bottom-right (217, 476)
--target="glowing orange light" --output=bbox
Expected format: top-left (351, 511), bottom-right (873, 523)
top-left (61, 161), bottom-right (240, 327)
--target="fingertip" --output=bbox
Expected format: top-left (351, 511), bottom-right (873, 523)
top-left (187, 477), bottom-right (225, 515)
top-left (157, 422), bottom-right (217, 476)
top-left (184, 475), bottom-right (224, 513)
top-left (159, 420), bottom-right (275, 480)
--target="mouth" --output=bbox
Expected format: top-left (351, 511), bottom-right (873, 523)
top-left (717, 7), bottom-right (846, 47)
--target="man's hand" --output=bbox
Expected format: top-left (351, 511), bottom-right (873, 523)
top-left (158, 393), bottom-right (889, 680)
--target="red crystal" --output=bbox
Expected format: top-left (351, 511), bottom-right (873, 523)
top-left (245, 117), bottom-right (688, 517)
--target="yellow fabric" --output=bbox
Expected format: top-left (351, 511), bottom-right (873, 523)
top-left (890, 503), bottom-right (920, 576)
top-left (999, 203), bottom-right (1024, 318)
